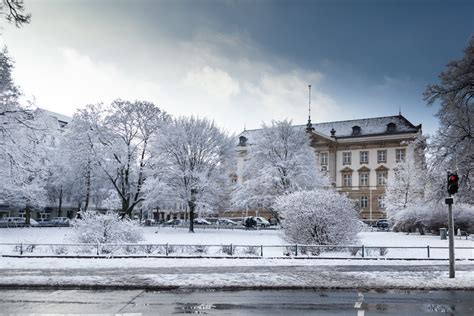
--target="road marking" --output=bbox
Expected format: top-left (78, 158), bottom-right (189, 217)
top-left (354, 292), bottom-right (365, 316)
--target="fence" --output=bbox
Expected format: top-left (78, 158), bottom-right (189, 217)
top-left (0, 242), bottom-right (472, 259)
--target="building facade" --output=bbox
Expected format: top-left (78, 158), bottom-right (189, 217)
top-left (236, 115), bottom-right (423, 222)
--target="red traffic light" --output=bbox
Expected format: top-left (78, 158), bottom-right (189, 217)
top-left (447, 172), bottom-right (459, 195)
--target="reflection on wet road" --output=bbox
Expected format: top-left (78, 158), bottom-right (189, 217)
top-left (0, 289), bottom-right (472, 315)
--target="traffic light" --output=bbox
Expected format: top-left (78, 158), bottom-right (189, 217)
top-left (447, 172), bottom-right (459, 195)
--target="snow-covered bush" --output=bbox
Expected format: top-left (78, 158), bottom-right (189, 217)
top-left (232, 120), bottom-right (328, 220)
top-left (277, 189), bottom-right (360, 250)
top-left (390, 202), bottom-right (474, 234)
top-left (70, 211), bottom-right (144, 244)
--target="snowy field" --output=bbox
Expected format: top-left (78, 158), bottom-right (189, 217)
top-left (0, 227), bottom-right (472, 259)
top-left (1, 227), bottom-right (473, 290)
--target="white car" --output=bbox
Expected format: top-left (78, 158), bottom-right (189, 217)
top-left (254, 217), bottom-right (270, 228)
top-left (218, 219), bottom-right (238, 226)
top-left (193, 218), bottom-right (211, 225)
top-left (51, 217), bottom-right (70, 226)
top-left (0, 217), bottom-right (38, 227)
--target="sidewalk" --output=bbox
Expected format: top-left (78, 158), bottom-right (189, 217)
top-left (1, 257), bottom-right (473, 290)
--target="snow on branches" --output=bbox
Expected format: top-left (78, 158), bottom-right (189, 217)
top-left (277, 189), bottom-right (359, 249)
top-left (424, 36), bottom-right (474, 203)
top-left (70, 211), bottom-right (144, 244)
top-left (143, 116), bottom-right (234, 232)
top-left (232, 119), bottom-right (328, 219)
top-left (383, 138), bottom-right (426, 215)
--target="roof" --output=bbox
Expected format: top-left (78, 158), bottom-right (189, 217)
top-left (37, 108), bottom-right (72, 123)
top-left (238, 115), bottom-right (421, 144)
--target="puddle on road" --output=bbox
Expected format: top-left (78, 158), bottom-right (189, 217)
top-left (174, 303), bottom-right (216, 314)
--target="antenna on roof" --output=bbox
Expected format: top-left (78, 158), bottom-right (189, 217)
top-left (399, 105), bottom-right (402, 116)
top-left (306, 84), bottom-right (314, 131)
top-left (244, 123), bottom-right (246, 132)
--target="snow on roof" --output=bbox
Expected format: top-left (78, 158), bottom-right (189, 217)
top-left (37, 108), bottom-right (72, 123)
top-left (238, 115), bottom-right (421, 144)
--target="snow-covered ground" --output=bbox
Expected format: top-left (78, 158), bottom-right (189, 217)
top-left (0, 227), bottom-right (472, 259)
top-left (0, 227), bottom-right (473, 290)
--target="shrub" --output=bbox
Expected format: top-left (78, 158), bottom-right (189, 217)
top-left (277, 189), bottom-right (359, 247)
top-left (70, 211), bottom-right (144, 244)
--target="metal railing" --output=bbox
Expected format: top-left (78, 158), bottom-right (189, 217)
top-left (0, 242), bottom-right (472, 259)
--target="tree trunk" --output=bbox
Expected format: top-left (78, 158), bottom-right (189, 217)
top-left (188, 189), bottom-right (198, 233)
top-left (84, 161), bottom-right (91, 211)
top-left (25, 206), bottom-right (31, 226)
top-left (58, 186), bottom-right (63, 217)
top-left (188, 201), bottom-right (195, 233)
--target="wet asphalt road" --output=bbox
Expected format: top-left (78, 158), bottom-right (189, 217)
top-left (0, 289), bottom-right (472, 315)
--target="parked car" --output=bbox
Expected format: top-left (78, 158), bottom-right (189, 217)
top-left (164, 219), bottom-right (184, 226)
top-left (37, 218), bottom-right (53, 227)
top-left (243, 216), bottom-right (270, 228)
top-left (0, 217), bottom-right (38, 227)
top-left (375, 219), bottom-right (389, 229)
top-left (194, 218), bottom-right (211, 225)
top-left (50, 217), bottom-right (70, 227)
top-left (218, 218), bottom-right (238, 226)
top-left (254, 217), bottom-right (270, 228)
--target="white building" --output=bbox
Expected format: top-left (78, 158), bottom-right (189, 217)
top-left (236, 114), bottom-right (423, 222)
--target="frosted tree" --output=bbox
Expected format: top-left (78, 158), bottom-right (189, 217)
top-left (143, 116), bottom-right (234, 233)
top-left (276, 189), bottom-right (359, 253)
top-left (232, 119), bottom-right (328, 220)
top-left (71, 100), bottom-right (169, 218)
top-left (59, 108), bottom-right (105, 211)
top-left (424, 36), bottom-right (474, 204)
top-left (70, 211), bottom-right (144, 244)
top-left (384, 138), bottom-right (426, 214)
top-left (0, 48), bottom-right (48, 224)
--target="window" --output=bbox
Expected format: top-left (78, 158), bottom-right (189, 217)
top-left (320, 152), bottom-right (328, 166)
top-left (352, 126), bottom-right (361, 136)
top-left (343, 152), bottom-right (351, 165)
top-left (377, 171), bottom-right (387, 186)
top-left (360, 151), bottom-right (369, 164)
top-left (377, 150), bottom-right (387, 163)
top-left (387, 123), bottom-right (396, 132)
top-left (396, 149), bottom-right (406, 162)
top-left (342, 173), bottom-right (352, 187)
top-left (359, 172), bottom-right (369, 186)
top-left (360, 196), bottom-right (368, 208)
top-left (378, 196), bottom-right (385, 208)
top-left (321, 165), bottom-right (328, 172)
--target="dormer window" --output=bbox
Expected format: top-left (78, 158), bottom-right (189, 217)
top-left (352, 126), bottom-right (361, 136)
top-left (386, 123), bottom-right (396, 133)
top-left (239, 136), bottom-right (247, 146)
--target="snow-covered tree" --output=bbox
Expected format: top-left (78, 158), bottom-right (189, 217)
top-left (143, 116), bottom-right (234, 233)
top-left (70, 100), bottom-right (169, 218)
top-left (0, 48), bottom-right (48, 224)
top-left (70, 211), bottom-right (144, 244)
top-left (276, 189), bottom-right (359, 252)
top-left (424, 35), bottom-right (474, 204)
top-left (232, 120), bottom-right (328, 220)
top-left (384, 137), bottom-right (426, 215)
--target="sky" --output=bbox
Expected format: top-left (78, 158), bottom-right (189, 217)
top-left (1, 0), bottom-right (473, 135)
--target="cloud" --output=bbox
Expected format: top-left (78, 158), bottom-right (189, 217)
top-left (7, 26), bottom-right (339, 132)
top-left (183, 66), bottom-right (240, 100)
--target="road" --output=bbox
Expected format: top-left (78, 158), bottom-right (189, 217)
top-left (0, 289), bottom-right (472, 315)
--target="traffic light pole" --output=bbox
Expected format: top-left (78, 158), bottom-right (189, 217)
top-left (447, 194), bottom-right (455, 278)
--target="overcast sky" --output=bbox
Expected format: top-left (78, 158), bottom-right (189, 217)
top-left (1, 0), bottom-right (473, 135)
